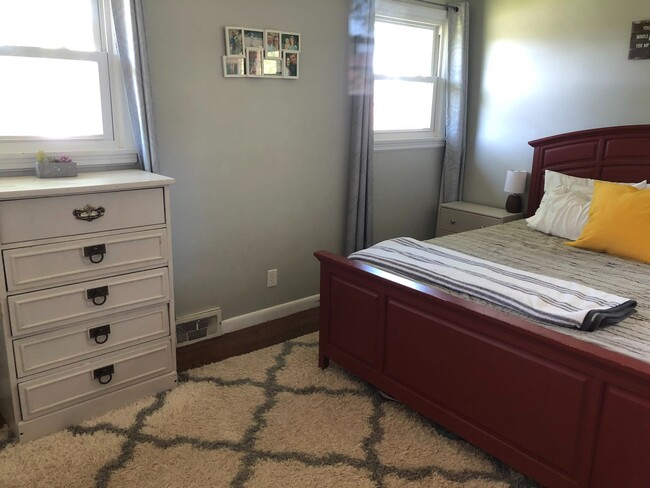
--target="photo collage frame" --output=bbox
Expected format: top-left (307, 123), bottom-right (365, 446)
top-left (223, 26), bottom-right (300, 79)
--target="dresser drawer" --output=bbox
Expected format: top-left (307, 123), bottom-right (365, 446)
top-left (8, 268), bottom-right (170, 336)
top-left (18, 339), bottom-right (173, 420)
top-left (3, 229), bottom-right (169, 293)
top-left (0, 188), bottom-right (165, 244)
top-left (438, 208), bottom-right (501, 233)
top-left (13, 305), bottom-right (169, 378)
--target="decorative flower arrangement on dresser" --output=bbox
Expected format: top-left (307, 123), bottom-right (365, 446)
top-left (0, 170), bottom-right (177, 442)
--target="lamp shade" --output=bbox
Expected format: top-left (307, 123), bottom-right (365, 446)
top-left (504, 170), bottom-right (527, 194)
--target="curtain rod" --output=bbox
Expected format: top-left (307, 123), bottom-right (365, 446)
top-left (411, 0), bottom-right (459, 12)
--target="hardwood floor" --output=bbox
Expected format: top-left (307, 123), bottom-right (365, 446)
top-left (176, 307), bottom-right (320, 372)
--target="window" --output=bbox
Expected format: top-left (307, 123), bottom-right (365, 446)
top-left (0, 0), bottom-right (136, 171)
top-left (373, 0), bottom-right (447, 150)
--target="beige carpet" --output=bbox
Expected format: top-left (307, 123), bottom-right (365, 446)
top-left (0, 333), bottom-right (537, 487)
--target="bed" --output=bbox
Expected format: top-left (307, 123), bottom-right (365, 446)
top-left (314, 125), bottom-right (650, 488)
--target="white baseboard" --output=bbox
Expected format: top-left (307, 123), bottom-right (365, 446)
top-left (221, 294), bottom-right (320, 336)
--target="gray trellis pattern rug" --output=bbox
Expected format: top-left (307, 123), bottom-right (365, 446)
top-left (0, 333), bottom-right (537, 487)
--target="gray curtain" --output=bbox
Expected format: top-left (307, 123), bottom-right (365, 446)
top-left (439, 1), bottom-right (469, 203)
top-left (111, 0), bottom-right (158, 173)
top-left (345, 0), bottom-right (375, 255)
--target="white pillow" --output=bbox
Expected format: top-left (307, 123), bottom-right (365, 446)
top-left (526, 186), bottom-right (591, 240)
top-left (530, 171), bottom-right (648, 239)
top-left (544, 170), bottom-right (647, 194)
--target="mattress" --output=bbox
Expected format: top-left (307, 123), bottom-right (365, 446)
top-left (424, 220), bottom-right (650, 364)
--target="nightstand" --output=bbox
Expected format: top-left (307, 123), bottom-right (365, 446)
top-left (436, 201), bottom-right (524, 237)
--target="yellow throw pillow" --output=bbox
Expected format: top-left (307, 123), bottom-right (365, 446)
top-left (567, 181), bottom-right (650, 263)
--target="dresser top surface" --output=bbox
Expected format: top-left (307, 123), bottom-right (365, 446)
top-left (440, 201), bottom-right (522, 219)
top-left (0, 170), bottom-right (174, 200)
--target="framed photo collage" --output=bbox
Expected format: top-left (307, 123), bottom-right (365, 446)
top-left (223, 26), bottom-right (300, 79)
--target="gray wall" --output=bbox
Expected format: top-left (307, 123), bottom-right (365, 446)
top-left (143, 0), bottom-right (351, 319)
top-left (143, 0), bottom-right (441, 321)
top-left (463, 0), bottom-right (650, 208)
top-left (143, 0), bottom-right (618, 322)
top-left (374, 147), bottom-right (443, 243)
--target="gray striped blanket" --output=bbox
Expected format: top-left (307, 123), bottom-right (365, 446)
top-left (349, 237), bottom-right (637, 331)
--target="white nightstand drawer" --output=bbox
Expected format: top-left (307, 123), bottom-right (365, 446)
top-left (18, 339), bottom-right (173, 421)
top-left (438, 207), bottom-right (501, 233)
top-left (9, 268), bottom-right (170, 336)
top-left (436, 201), bottom-right (524, 237)
top-left (13, 306), bottom-right (169, 378)
top-left (3, 229), bottom-right (169, 293)
top-left (0, 188), bottom-right (165, 244)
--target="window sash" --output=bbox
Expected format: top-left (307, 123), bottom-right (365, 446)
top-left (0, 0), bottom-right (103, 52)
top-left (374, 17), bottom-right (441, 79)
top-left (373, 8), bottom-right (445, 143)
top-left (374, 78), bottom-right (438, 133)
top-left (0, 46), bottom-right (114, 142)
top-left (0, 0), bottom-right (138, 172)
top-left (374, 74), bottom-right (438, 83)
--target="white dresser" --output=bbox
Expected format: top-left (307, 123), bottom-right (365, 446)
top-left (0, 170), bottom-right (177, 442)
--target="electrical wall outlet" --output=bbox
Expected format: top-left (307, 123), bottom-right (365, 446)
top-left (267, 268), bottom-right (278, 287)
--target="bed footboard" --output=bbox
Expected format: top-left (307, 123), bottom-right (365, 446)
top-left (315, 250), bottom-right (650, 488)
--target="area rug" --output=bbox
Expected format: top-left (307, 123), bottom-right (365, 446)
top-left (0, 333), bottom-right (537, 487)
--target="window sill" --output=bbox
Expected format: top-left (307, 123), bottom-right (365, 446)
top-left (374, 137), bottom-right (445, 152)
top-left (0, 149), bottom-right (139, 175)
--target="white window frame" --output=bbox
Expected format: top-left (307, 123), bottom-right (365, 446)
top-left (0, 0), bottom-right (137, 173)
top-left (374, 0), bottom-right (447, 151)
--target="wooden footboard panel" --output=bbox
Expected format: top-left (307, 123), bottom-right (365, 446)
top-left (316, 250), bottom-right (650, 488)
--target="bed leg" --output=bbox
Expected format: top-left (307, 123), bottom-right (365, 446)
top-left (319, 352), bottom-right (330, 369)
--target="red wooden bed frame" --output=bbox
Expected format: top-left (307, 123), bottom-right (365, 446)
top-left (315, 125), bottom-right (650, 488)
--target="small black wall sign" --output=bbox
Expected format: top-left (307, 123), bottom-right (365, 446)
top-left (629, 19), bottom-right (650, 59)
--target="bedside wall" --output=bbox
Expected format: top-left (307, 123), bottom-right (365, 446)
top-left (374, 146), bottom-right (444, 243)
top-left (463, 0), bottom-right (650, 208)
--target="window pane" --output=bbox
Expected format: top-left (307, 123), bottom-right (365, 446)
top-left (374, 21), bottom-right (434, 77)
top-left (0, 0), bottom-right (97, 51)
top-left (0, 56), bottom-right (104, 137)
top-left (374, 80), bottom-right (434, 131)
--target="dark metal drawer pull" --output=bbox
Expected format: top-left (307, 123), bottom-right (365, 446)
top-left (93, 365), bottom-right (114, 385)
top-left (86, 285), bottom-right (109, 306)
top-left (83, 244), bottom-right (107, 264)
top-left (450, 219), bottom-right (456, 224)
top-left (88, 324), bottom-right (111, 344)
top-left (73, 204), bottom-right (105, 222)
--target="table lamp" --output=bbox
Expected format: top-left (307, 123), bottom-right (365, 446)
top-left (503, 170), bottom-right (527, 213)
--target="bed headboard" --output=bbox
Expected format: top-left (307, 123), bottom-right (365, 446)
top-left (527, 125), bottom-right (650, 217)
